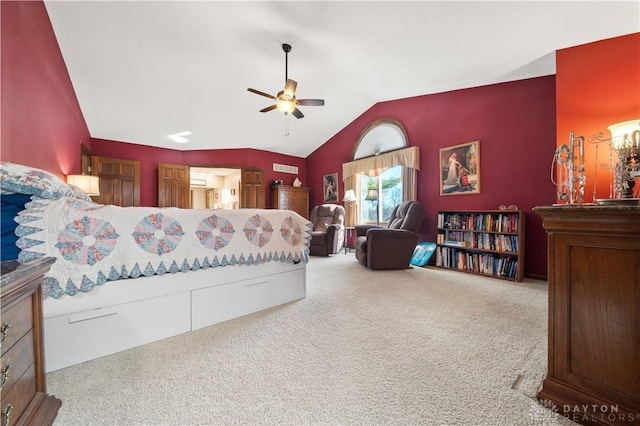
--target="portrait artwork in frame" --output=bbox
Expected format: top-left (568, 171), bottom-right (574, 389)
top-left (439, 140), bottom-right (480, 195)
top-left (323, 172), bottom-right (339, 203)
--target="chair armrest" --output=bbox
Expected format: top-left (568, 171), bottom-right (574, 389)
top-left (365, 229), bottom-right (419, 270)
top-left (355, 224), bottom-right (383, 237)
top-left (325, 223), bottom-right (344, 239)
top-left (365, 228), bottom-right (417, 241)
top-left (324, 223), bottom-right (345, 254)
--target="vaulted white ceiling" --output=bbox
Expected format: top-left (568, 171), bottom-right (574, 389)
top-left (44, 1), bottom-right (640, 158)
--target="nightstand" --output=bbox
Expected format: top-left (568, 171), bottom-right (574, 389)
top-left (1, 257), bottom-right (61, 426)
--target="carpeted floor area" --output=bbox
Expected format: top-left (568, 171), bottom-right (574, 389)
top-left (47, 254), bottom-right (577, 425)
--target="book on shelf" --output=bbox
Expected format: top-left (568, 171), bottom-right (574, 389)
top-left (434, 246), bottom-right (518, 279)
top-left (443, 240), bottom-right (467, 247)
top-left (437, 211), bottom-right (520, 233)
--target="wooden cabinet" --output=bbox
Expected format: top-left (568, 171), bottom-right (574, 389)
top-left (1, 257), bottom-right (60, 426)
top-left (91, 155), bottom-right (141, 207)
top-left (242, 169), bottom-right (265, 209)
top-left (158, 163), bottom-right (190, 208)
top-left (535, 205), bottom-right (640, 425)
top-left (434, 210), bottom-right (525, 281)
top-left (271, 185), bottom-right (309, 219)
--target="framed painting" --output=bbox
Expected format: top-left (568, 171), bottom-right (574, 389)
top-left (439, 140), bottom-right (480, 195)
top-left (323, 172), bottom-right (339, 202)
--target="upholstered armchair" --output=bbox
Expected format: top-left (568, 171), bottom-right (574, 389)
top-left (309, 204), bottom-right (345, 256)
top-left (354, 200), bottom-right (425, 270)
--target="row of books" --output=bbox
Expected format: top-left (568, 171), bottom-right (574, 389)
top-left (437, 232), bottom-right (519, 253)
top-left (435, 247), bottom-right (519, 279)
top-left (437, 212), bottom-right (519, 233)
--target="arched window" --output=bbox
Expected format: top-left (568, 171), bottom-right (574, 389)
top-left (342, 119), bottom-right (420, 226)
top-left (353, 119), bottom-right (408, 160)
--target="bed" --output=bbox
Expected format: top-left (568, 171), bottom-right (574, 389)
top-left (1, 162), bottom-right (311, 372)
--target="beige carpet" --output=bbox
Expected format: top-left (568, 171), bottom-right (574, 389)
top-left (47, 254), bottom-right (576, 425)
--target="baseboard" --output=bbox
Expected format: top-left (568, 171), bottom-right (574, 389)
top-left (525, 272), bottom-right (547, 281)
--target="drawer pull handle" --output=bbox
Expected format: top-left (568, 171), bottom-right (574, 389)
top-left (2, 404), bottom-right (12, 426)
top-left (69, 307), bottom-right (119, 323)
top-left (0, 323), bottom-right (9, 348)
top-left (0, 365), bottom-right (10, 390)
top-left (245, 279), bottom-right (268, 287)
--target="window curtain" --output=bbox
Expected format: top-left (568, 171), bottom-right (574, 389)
top-left (342, 146), bottom-right (420, 179)
top-left (342, 146), bottom-right (420, 225)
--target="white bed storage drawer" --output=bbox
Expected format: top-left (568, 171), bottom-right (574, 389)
top-left (44, 291), bottom-right (191, 372)
top-left (191, 268), bottom-right (305, 330)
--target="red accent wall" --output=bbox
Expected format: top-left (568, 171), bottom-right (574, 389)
top-left (307, 77), bottom-right (558, 279)
top-left (556, 32), bottom-right (640, 201)
top-left (91, 140), bottom-right (306, 207)
top-left (0, 1), bottom-right (90, 177)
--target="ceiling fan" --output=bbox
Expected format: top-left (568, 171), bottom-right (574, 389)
top-left (247, 43), bottom-right (324, 119)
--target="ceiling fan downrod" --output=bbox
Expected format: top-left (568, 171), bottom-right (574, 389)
top-left (283, 43), bottom-right (291, 82)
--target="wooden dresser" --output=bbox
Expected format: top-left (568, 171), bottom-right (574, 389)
top-left (1, 257), bottom-right (60, 426)
top-left (271, 185), bottom-right (310, 219)
top-left (534, 205), bottom-right (639, 425)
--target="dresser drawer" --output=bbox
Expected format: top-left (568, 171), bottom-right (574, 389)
top-left (0, 330), bottom-right (34, 399)
top-left (278, 192), bottom-right (295, 202)
top-left (281, 199), bottom-right (306, 211)
top-left (279, 191), bottom-right (306, 203)
top-left (278, 194), bottom-right (306, 211)
top-left (1, 363), bottom-right (36, 425)
top-left (0, 295), bottom-right (33, 357)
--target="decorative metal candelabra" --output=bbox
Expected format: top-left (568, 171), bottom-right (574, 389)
top-left (589, 120), bottom-right (640, 200)
top-left (553, 132), bottom-right (585, 204)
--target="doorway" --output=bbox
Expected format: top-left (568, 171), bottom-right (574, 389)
top-left (189, 167), bottom-right (242, 209)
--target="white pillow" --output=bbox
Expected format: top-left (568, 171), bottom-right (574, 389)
top-left (0, 162), bottom-right (76, 200)
top-left (67, 183), bottom-right (95, 202)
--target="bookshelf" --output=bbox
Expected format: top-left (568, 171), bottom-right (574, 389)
top-left (435, 210), bottom-right (525, 282)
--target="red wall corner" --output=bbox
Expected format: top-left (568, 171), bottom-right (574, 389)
top-left (0, 1), bottom-right (90, 177)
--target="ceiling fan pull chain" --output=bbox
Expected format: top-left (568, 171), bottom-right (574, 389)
top-left (285, 115), bottom-right (290, 137)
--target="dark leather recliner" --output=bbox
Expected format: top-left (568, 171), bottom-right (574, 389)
top-left (309, 204), bottom-right (345, 256)
top-left (354, 200), bottom-right (425, 270)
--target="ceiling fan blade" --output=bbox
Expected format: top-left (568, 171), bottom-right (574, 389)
top-left (297, 99), bottom-right (325, 106)
top-left (284, 79), bottom-right (297, 99)
top-left (291, 108), bottom-right (304, 119)
top-left (260, 104), bottom-right (278, 113)
top-left (248, 88), bottom-right (276, 99)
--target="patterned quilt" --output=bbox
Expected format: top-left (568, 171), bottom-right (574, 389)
top-left (16, 197), bottom-right (312, 299)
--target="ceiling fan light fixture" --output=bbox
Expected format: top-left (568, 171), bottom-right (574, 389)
top-left (277, 99), bottom-right (296, 114)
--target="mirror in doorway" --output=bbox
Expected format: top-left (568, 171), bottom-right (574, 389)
top-left (190, 167), bottom-right (241, 209)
